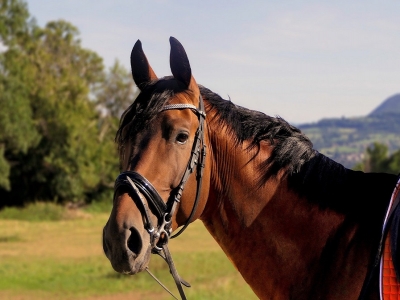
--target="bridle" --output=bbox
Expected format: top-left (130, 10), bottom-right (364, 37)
top-left (113, 95), bottom-right (207, 300)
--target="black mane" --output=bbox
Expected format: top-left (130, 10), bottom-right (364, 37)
top-left (199, 86), bottom-right (316, 183)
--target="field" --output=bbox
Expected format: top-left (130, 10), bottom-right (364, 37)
top-left (299, 113), bottom-right (400, 168)
top-left (0, 204), bottom-right (256, 300)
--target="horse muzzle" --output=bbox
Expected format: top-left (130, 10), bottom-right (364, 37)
top-left (102, 219), bottom-right (152, 275)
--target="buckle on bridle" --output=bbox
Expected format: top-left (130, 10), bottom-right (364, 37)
top-left (152, 213), bottom-right (172, 252)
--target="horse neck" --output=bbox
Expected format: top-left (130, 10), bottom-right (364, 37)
top-left (200, 119), bottom-right (392, 299)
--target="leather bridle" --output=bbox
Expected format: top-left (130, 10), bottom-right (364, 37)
top-left (113, 95), bottom-right (206, 300)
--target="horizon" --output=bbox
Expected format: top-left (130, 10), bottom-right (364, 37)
top-left (27, 0), bottom-right (400, 124)
top-left (297, 92), bottom-right (400, 125)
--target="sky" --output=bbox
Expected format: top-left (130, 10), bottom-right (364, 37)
top-left (27, 0), bottom-right (400, 124)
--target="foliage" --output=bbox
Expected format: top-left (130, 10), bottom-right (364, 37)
top-left (0, 0), bottom-right (38, 191)
top-left (300, 113), bottom-right (400, 168)
top-left (83, 194), bottom-right (113, 213)
top-left (96, 60), bottom-right (138, 121)
top-left (0, 0), bottom-right (135, 207)
top-left (354, 142), bottom-right (400, 174)
top-left (0, 0), bottom-right (29, 46)
top-left (94, 60), bottom-right (138, 173)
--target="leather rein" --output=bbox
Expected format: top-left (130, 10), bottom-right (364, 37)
top-left (113, 95), bottom-right (207, 300)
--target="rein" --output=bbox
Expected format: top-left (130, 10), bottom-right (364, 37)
top-left (113, 95), bottom-right (206, 300)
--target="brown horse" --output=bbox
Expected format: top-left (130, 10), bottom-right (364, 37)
top-left (102, 37), bottom-right (399, 299)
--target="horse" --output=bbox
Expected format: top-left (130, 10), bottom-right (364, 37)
top-left (102, 37), bottom-right (400, 300)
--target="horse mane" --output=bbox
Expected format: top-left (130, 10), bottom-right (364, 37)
top-left (199, 86), bottom-right (316, 184)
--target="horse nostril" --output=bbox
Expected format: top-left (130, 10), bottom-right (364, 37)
top-left (127, 227), bottom-right (143, 255)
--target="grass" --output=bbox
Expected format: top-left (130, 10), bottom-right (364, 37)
top-left (0, 204), bottom-right (257, 300)
top-left (0, 202), bottom-right (69, 221)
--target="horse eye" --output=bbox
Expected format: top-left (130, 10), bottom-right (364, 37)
top-left (176, 132), bottom-right (189, 144)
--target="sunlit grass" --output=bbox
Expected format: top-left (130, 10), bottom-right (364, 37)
top-left (0, 206), bottom-right (256, 299)
top-left (0, 202), bottom-right (68, 221)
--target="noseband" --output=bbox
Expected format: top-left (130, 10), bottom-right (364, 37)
top-left (113, 95), bottom-right (206, 300)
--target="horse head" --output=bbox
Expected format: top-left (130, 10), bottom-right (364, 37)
top-left (102, 37), bottom-right (211, 276)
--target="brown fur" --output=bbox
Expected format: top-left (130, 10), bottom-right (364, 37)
top-left (103, 38), bottom-right (398, 299)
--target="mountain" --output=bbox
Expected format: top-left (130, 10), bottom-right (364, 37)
top-left (298, 94), bottom-right (400, 168)
top-left (369, 94), bottom-right (400, 116)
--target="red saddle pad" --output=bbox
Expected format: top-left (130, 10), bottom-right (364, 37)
top-left (382, 234), bottom-right (400, 299)
top-left (381, 181), bottom-right (400, 300)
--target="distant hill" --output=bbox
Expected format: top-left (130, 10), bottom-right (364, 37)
top-left (298, 94), bottom-right (400, 168)
top-left (369, 94), bottom-right (400, 116)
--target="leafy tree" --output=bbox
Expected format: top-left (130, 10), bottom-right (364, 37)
top-left (387, 149), bottom-right (400, 175)
top-left (95, 60), bottom-right (138, 142)
top-left (96, 60), bottom-right (138, 120)
top-left (354, 142), bottom-right (400, 174)
top-left (0, 0), bottom-right (29, 46)
top-left (0, 0), bottom-right (38, 191)
top-left (0, 0), bottom-right (128, 206)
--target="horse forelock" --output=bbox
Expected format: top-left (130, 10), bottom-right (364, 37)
top-left (115, 77), bottom-right (193, 167)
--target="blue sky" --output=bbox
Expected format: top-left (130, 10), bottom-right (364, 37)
top-left (27, 0), bottom-right (399, 124)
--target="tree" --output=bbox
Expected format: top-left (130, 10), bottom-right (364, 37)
top-left (95, 60), bottom-right (138, 142)
top-left (0, 0), bottom-right (39, 191)
top-left (0, 0), bottom-right (29, 46)
top-left (0, 0), bottom-right (123, 206)
top-left (354, 142), bottom-right (400, 174)
top-left (387, 149), bottom-right (400, 175)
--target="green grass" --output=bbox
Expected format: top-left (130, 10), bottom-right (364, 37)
top-left (0, 255), bottom-right (253, 299)
top-left (0, 205), bottom-right (256, 300)
top-left (0, 256), bottom-right (158, 296)
top-left (83, 200), bottom-right (113, 214)
top-left (0, 200), bottom-right (115, 222)
top-left (0, 202), bottom-right (68, 221)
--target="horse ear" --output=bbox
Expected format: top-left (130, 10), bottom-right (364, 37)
top-left (169, 37), bottom-right (192, 88)
top-left (130, 40), bottom-right (157, 90)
